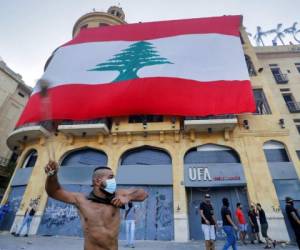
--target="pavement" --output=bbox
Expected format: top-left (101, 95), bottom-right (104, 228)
top-left (0, 233), bottom-right (298, 250)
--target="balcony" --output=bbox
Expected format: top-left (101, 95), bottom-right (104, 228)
top-left (184, 115), bottom-right (238, 132)
top-left (58, 119), bottom-right (109, 136)
top-left (7, 123), bottom-right (51, 151)
top-left (286, 101), bottom-right (300, 113)
top-left (273, 73), bottom-right (289, 84)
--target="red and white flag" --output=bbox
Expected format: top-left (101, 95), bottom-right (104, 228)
top-left (17, 15), bottom-right (256, 127)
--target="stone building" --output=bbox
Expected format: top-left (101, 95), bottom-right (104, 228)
top-left (1, 7), bottom-right (299, 243)
top-left (0, 58), bottom-right (31, 197)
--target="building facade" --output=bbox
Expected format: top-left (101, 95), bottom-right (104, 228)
top-left (1, 8), bottom-right (300, 242)
top-left (0, 59), bottom-right (31, 197)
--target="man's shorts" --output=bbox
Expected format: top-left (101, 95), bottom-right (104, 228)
top-left (239, 223), bottom-right (247, 232)
top-left (251, 224), bottom-right (259, 233)
top-left (261, 223), bottom-right (268, 237)
top-left (201, 224), bottom-right (216, 241)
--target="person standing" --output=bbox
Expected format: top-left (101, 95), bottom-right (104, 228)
top-left (124, 202), bottom-right (136, 248)
top-left (248, 205), bottom-right (263, 244)
top-left (199, 194), bottom-right (216, 250)
top-left (14, 204), bottom-right (37, 237)
top-left (256, 203), bottom-right (276, 249)
top-left (235, 203), bottom-right (247, 244)
top-left (221, 197), bottom-right (238, 250)
top-left (285, 197), bottom-right (300, 249)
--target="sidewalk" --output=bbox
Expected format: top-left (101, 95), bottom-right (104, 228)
top-left (0, 233), bottom-right (298, 250)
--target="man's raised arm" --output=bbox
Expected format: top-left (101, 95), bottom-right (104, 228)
top-left (45, 161), bottom-right (80, 205)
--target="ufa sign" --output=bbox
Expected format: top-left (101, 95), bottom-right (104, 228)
top-left (188, 167), bottom-right (212, 181)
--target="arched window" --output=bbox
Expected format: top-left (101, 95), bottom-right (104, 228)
top-left (263, 141), bottom-right (290, 162)
top-left (61, 148), bottom-right (107, 167)
top-left (245, 55), bottom-right (257, 76)
top-left (184, 144), bottom-right (240, 164)
top-left (121, 146), bottom-right (171, 165)
top-left (21, 150), bottom-right (38, 168)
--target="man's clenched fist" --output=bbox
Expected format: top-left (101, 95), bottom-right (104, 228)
top-left (45, 161), bottom-right (58, 176)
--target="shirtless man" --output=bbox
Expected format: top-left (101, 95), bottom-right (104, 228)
top-left (45, 161), bottom-right (148, 250)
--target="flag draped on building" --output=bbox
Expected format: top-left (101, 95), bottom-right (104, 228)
top-left (17, 15), bottom-right (256, 127)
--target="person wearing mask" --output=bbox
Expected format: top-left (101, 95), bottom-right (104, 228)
top-left (285, 197), bottom-right (300, 249)
top-left (221, 197), bottom-right (238, 250)
top-left (199, 193), bottom-right (217, 250)
top-left (248, 205), bottom-right (263, 244)
top-left (235, 203), bottom-right (247, 244)
top-left (256, 203), bottom-right (276, 249)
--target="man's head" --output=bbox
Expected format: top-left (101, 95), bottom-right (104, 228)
top-left (204, 193), bottom-right (211, 203)
top-left (256, 203), bottom-right (262, 210)
top-left (92, 166), bottom-right (116, 194)
top-left (236, 202), bottom-right (242, 209)
top-left (222, 197), bottom-right (229, 207)
top-left (250, 205), bottom-right (255, 211)
top-left (285, 197), bottom-right (294, 206)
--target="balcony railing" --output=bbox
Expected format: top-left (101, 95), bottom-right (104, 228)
top-left (273, 73), bottom-right (289, 84)
top-left (286, 101), bottom-right (300, 113)
top-left (184, 115), bottom-right (238, 132)
top-left (185, 115), bottom-right (236, 120)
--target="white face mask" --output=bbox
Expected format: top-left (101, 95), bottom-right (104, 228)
top-left (104, 178), bottom-right (117, 194)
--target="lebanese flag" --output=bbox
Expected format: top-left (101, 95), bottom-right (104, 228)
top-left (17, 15), bottom-right (256, 127)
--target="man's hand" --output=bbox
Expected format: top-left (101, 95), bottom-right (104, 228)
top-left (111, 195), bottom-right (130, 208)
top-left (205, 219), bottom-right (210, 225)
top-left (45, 161), bottom-right (58, 176)
top-left (233, 225), bottom-right (238, 231)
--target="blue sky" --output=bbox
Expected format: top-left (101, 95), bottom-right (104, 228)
top-left (1, 0), bottom-right (300, 87)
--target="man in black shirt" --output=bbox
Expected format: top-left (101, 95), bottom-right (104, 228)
top-left (200, 194), bottom-right (216, 250)
top-left (285, 197), bottom-right (300, 249)
top-left (248, 205), bottom-right (263, 244)
top-left (256, 203), bottom-right (276, 249)
top-left (221, 197), bottom-right (238, 250)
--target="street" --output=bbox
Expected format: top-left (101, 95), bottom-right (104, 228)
top-left (0, 233), bottom-right (298, 250)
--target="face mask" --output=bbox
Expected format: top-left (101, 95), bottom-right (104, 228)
top-left (103, 178), bottom-right (117, 194)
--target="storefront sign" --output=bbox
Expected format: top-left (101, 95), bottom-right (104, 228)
top-left (184, 163), bottom-right (246, 187)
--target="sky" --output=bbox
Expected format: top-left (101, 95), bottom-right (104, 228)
top-left (1, 0), bottom-right (300, 87)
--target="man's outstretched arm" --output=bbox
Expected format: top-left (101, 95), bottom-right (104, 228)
top-left (112, 189), bottom-right (148, 207)
top-left (45, 161), bottom-right (80, 205)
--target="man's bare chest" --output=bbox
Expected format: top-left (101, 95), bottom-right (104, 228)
top-left (79, 201), bottom-right (120, 227)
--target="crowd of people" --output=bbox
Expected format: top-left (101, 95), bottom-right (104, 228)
top-left (199, 194), bottom-right (300, 250)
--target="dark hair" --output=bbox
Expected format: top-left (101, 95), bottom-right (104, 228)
top-left (222, 197), bottom-right (229, 206)
top-left (257, 203), bottom-right (261, 207)
top-left (93, 166), bottom-right (111, 172)
top-left (236, 202), bottom-right (241, 207)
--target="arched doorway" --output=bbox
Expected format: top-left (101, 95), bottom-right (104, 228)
top-left (184, 144), bottom-right (248, 240)
top-left (263, 140), bottom-right (300, 241)
top-left (38, 148), bottom-right (107, 236)
top-left (117, 146), bottom-right (174, 240)
top-left (0, 149), bottom-right (38, 231)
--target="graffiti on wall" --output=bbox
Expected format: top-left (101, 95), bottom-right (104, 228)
top-left (0, 186), bottom-right (26, 231)
top-left (42, 203), bottom-right (78, 228)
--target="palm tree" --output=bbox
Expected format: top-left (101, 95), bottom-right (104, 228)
top-left (272, 23), bottom-right (286, 45)
top-left (284, 22), bottom-right (300, 43)
top-left (254, 26), bottom-right (269, 46)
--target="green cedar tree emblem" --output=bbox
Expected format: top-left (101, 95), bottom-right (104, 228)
top-left (89, 41), bottom-right (173, 82)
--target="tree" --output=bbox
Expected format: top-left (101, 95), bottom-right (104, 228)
top-left (271, 23), bottom-right (286, 45)
top-left (284, 22), bottom-right (300, 43)
top-left (89, 41), bottom-right (173, 82)
top-left (254, 26), bottom-right (268, 46)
